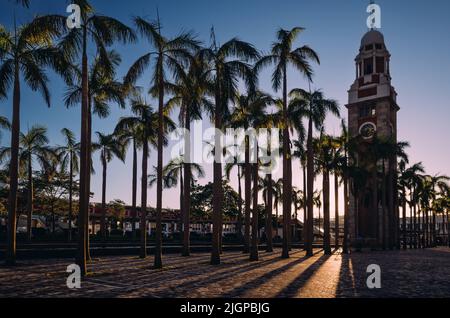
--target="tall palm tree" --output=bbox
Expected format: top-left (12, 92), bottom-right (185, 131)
top-left (59, 0), bottom-right (135, 274)
top-left (315, 132), bottom-right (337, 255)
top-left (338, 120), bottom-right (350, 254)
top-left (230, 91), bottom-right (271, 255)
top-left (372, 137), bottom-right (409, 249)
top-left (0, 125), bottom-right (55, 241)
top-left (289, 89), bottom-right (339, 256)
top-left (399, 162), bottom-right (424, 248)
top-left (20, 126), bottom-right (55, 241)
top-left (65, 49), bottom-right (126, 261)
top-left (124, 16), bottom-right (197, 269)
top-left (116, 96), bottom-right (174, 258)
top-left (95, 132), bottom-right (126, 239)
top-left (423, 174), bottom-right (450, 247)
top-left (256, 27), bottom-right (319, 258)
top-left (199, 31), bottom-right (259, 265)
top-left (114, 119), bottom-right (142, 239)
top-left (163, 52), bottom-right (211, 256)
top-left (293, 138), bottom-right (307, 245)
top-left (55, 128), bottom-right (79, 242)
top-left (0, 15), bottom-right (71, 265)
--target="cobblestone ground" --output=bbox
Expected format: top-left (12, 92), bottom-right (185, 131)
top-left (0, 248), bottom-right (449, 298)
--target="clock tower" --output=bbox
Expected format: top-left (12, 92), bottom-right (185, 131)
top-left (346, 29), bottom-right (400, 249)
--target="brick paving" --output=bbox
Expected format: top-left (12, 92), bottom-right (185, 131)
top-left (0, 248), bottom-right (449, 298)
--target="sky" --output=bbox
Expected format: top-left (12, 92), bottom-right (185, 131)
top-left (0, 0), bottom-right (449, 218)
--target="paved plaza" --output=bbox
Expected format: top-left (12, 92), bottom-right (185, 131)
top-left (1, 248), bottom-right (449, 298)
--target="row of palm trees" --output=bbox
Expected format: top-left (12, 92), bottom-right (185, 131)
top-left (1, 1), bottom-right (448, 276)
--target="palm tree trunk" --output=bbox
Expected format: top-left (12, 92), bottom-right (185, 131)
top-left (182, 109), bottom-right (191, 257)
top-left (131, 138), bottom-right (137, 239)
top-left (413, 190), bottom-right (418, 249)
top-left (154, 58), bottom-right (164, 269)
top-left (85, 100), bottom-right (92, 261)
top-left (76, 25), bottom-right (88, 275)
top-left (211, 93), bottom-right (223, 265)
top-left (281, 66), bottom-right (290, 259)
top-left (179, 165), bottom-right (184, 241)
top-left (101, 153), bottom-right (107, 239)
top-left (334, 172), bottom-right (339, 250)
top-left (140, 131), bottom-right (149, 259)
top-left (343, 164), bottom-right (349, 254)
top-left (6, 60), bottom-right (21, 265)
top-left (287, 156), bottom-right (292, 251)
top-left (447, 210), bottom-right (450, 247)
top-left (237, 166), bottom-right (243, 243)
top-left (27, 152), bottom-right (33, 241)
top-left (243, 136), bottom-right (251, 253)
top-left (432, 211), bottom-right (436, 247)
top-left (275, 203), bottom-right (279, 237)
top-left (306, 115), bottom-right (314, 257)
top-left (323, 169), bottom-right (331, 255)
top-left (68, 153), bottom-right (73, 242)
top-left (425, 209), bottom-right (429, 247)
top-left (302, 164), bottom-right (307, 248)
top-left (266, 173), bottom-right (273, 252)
top-left (51, 203), bottom-right (55, 234)
top-left (417, 208), bottom-right (422, 249)
top-left (402, 188), bottom-right (407, 249)
top-left (250, 159), bottom-right (259, 261)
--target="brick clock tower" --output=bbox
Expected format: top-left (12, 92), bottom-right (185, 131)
top-left (346, 29), bottom-right (400, 248)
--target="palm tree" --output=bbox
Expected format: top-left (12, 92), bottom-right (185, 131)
top-left (0, 14), bottom-right (72, 265)
top-left (291, 187), bottom-right (304, 243)
top-left (55, 128), bottom-right (79, 242)
top-left (289, 89), bottom-right (339, 256)
top-left (199, 31), bottom-right (259, 265)
top-left (225, 159), bottom-right (244, 244)
top-left (315, 132), bottom-right (337, 255)
top-left (230, 92), bottom-right (271, 254)
top-left (95, 132), bottom-right (126, 239)
top-left (338, 120), bottom-right (350, 254)
top-left (20, 126), bottom-right (55, 241)
top-left (114, 119), bottom-right (142, 239)
top-left (116, 96), bottom-right (174, 258)
top-left (163, 52), bottom-right (211, 256)
top-left (149, 156), bottom-right (205, 249)
top-left (65, 49), bottom-right (126, 261)
top-left (423, 174), bottom-right (450, 247)
top-left (256, 27), bottom-right (319, 258)
top-left (124, 16), bottom-right (197, 269)
top-left (293, 138), bottom-right (307, 246)
top-left (59, 0), bottom-right (135, 274)
top-left (0, 125), bottom-right (55, 241)
top-left (372, 137), bottom-right (409, 249)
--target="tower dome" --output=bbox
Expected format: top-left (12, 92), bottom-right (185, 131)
top-left (360, 30), bottom-right (385, 48)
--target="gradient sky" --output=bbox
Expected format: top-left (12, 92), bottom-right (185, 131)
top-left (0, 0), bottom-right (449, 217)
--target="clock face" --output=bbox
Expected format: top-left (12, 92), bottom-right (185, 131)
top-left (359, 122), bottom-right (376, 139)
